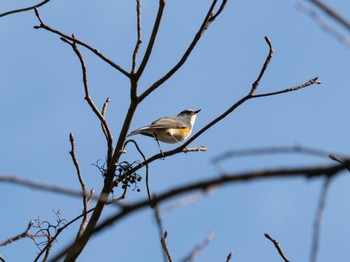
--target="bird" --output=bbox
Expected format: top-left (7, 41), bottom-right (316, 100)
top-left (127, 109), bottom-right (201, 148)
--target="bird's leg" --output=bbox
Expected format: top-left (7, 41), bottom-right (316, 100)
top-left (169, 134), bottom-right (188, 152)
top-left (153, 133), bottom-right (165, 158)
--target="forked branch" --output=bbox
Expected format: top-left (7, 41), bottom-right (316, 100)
top-left (33, 8), bottom-right (129, 77)
top-left (138, 0), bottom-right (228, 102)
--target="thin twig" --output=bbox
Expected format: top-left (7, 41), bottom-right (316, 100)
top-left (138, 0), bottom-right (227, 102)
top-left (329, 154), bottom-right (350, 172)
top-left (69, 133), bottom-right (89, 239)
top-left (34, 194), bottom-right (123, 262)
top-left (131, 0), bottom-right (143, 74)
top-left (100, 97), bottom-right (114, 162)
top-left (209, 0), bottom-right (228, 22)
top-left (250, 36), bottom-right (274, 95)
top-left (264, 233), bottom-right (290, 262)
top-left (101, 97), bottom-right (111, 117)
top-left (124, 139), bottom-right (151, 205)
top-left (310, 177), bottom-right (331, 262)
top-left (135, 0), bottom-right (166, 80)
top-left (307, 0), bottom-right (350, 31)
top-left (226, 252), bottom-right (233, 262)
top-left (298, 3), bottom-right (350, 47)
top-left (33, 8), bottom-right (129, 77)
top-left (62, 37), bottom-right (114, 166)
top-left (181, 232), bottom-right (213, 262)
top-left (0, 221), bottom-right (33, 246)
top-left (161, 189), bottom-right (216, 212)
top-left (252, 77), bottom-right (320, 98)
top-left (161, 231), bottom-right (173, 262)
top-left (153, 205), bottom-right (167, 262)
top-left (0, 175), bottom-right (90, 198)
top-left (0, 0), bottom-right (50, 17)
top-left (212, 145), bottom-right (336, 163)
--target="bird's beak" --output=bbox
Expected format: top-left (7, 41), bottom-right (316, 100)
top-left (195, 109), bottom-right (201, 114)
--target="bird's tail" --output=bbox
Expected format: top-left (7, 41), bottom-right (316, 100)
top-left (127, 126), bottom-right (148, 137)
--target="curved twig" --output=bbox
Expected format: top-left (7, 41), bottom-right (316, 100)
top-left (0, 0), bottom-right (50, 17)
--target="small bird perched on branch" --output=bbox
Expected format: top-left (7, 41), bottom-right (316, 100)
top-left (128, 109), bottom-right (201, 149)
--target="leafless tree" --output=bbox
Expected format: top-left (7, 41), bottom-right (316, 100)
top-left (1, 1), bottom-right (349, 261)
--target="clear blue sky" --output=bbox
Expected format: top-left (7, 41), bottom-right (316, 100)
top-left (1, 0), bottom-right (350, 261)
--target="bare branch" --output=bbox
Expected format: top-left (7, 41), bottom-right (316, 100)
top-left (34, 195), bottom-right (122, 262)
top-left (0, 221), bottom-right (33, 246)
top-left (93, 160), bottom-right (350, 235)
top-left (209, 0), bottom-right (228, 22)
top-left (264, 233), bottom-right (290, 262)
top-left (0, 174), bottom-right (89, 198)
top-left (310, 177), bottom-right (331, 262)
top-left (131, 0), bottom-right (143, 74)
top-left (250, 36), bottom-right (274, 95)
top-left (161, 231), bottom-right (173, 262)
top-left (100, 97), bottom-right (114, 162)
top-left (226, 252), bottom-right (233, 262)
top-left (181, 232), bottom-right (213, 262)
top-left (69, 133), bottom-right (89, 239)
top-left (298, 3), bottom-right (350, 47)
top-left (135, 0), bottom-right (166, 80)
top-left (212, 145), bottom-right (336, 164)
top-left (62, 37), bottom-right (114, 165)
top-left (252, 77), bottom-right (320, 98)
top-left (0, 0), bottom-right (50, 17)
top-left (329, 154), bottom-right (350, 172)
top-left (153, 205), bottom-right (167, 262)
top-left (161, 189), bottom-right (216, 212)
top-left (49, 160), bottom-right (350, 261)
top-left (307, 0), bottom-right (350, 31)
top-left (124, 139), bottom-right (151, 205)
top-left (33, 8), bottom-right (130, 77)
top-left (138, 0), bottom-right (227, 102)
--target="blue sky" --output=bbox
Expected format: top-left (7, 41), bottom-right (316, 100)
top-left (1, 0), bottom-right (350, 261)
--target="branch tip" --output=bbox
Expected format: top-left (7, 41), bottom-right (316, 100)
top-left (69, 133), bottom-right (74, 142)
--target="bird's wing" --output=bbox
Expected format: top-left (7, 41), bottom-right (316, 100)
top-left (128, 117), bottom-right (189, 137)
top-left (150, 116), bottom-right (189, 129)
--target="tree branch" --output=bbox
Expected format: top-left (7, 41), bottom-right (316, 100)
top-left (0, 175), bottom-right (89, 198)
top-left (138, 0), bottom-right (227, 102)
top-left (0, 0), bottom-right (51, 17)
top-left (49, 160), bottom-right (350, 261)
top-left (131, 0), bottom-right (143, 74)
top-left (135, 0), bottom-right (166, 80)
top-left (307, 0), bottom-right (350, 31)
top-left (180, 232), bottom-right (213, 262)
top-left (264, 233), bottom-right (290, 262)
top-left (310, 177), bottom-right (331, 262)
top-left (212, 145), bottom-right (335, 164)
top-left (160, 231), bottom-right (173, 262)
top-left (0, 221), bottom-right (33, 246)
top-left (61, 37), bottom-right (114, 165)
top-left (33, 8), bottom-right (130, 77)
top-left (69, 133), bottom-right (90, 240)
